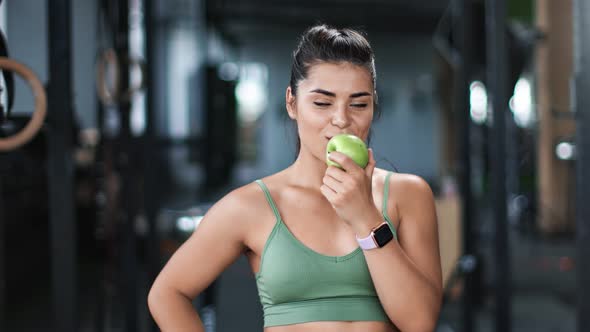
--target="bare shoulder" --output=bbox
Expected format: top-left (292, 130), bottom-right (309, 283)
top-left (374, 168), bottom-right (432, 194)
top-left (203, 181), bottom-right (269, 227)
top-left (374, 168), bottom-right (435, 223)
top-left (390, 172), bottom-right (434, 198)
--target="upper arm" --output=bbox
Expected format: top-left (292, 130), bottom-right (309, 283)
top-left (151, 187), bottom-right (253, 299)
top-left (396, 175), bottom-right (443, 292)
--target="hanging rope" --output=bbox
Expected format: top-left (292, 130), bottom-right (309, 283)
top-left (95, 0), bottom-right (146, 107)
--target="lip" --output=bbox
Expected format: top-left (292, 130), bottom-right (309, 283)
top-left (326, 133), bottom-right (352, 140)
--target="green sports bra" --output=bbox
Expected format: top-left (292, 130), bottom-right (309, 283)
top-left (254, 172), bottom-right (397, 327)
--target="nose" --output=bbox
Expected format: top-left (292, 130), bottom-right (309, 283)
top-left (331, 106), bottom-right (350, 128)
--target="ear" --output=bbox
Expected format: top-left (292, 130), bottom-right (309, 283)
top-left (286, 86), bottom-right (297, 120)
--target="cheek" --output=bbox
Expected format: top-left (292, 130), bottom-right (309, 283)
top-left (355, 112), bottom-right (374, 138)
top-left (297, 109), bottom-right (329, 132)
top-left (295, 111), bottom-right (330, 152)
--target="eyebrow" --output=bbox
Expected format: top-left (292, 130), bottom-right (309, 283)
top-left (309, 89), bottom-right (371, 98)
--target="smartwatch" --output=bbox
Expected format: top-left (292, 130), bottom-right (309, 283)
top-left (356, 222), bottom-right (395, 250)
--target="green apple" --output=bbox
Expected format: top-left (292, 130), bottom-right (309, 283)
top-left (326, 134), bottom-right (369, 169)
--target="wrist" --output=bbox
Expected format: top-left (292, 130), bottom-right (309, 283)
top-left (351, 210), bottom-right (383, 238)
top-left (355, 221), bottom-right (395, 250)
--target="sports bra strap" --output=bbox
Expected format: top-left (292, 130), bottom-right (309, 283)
top-left (255, 180), bottom-right (282, 221)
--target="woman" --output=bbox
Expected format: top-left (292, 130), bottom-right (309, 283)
top-left (148, 25), bottom-right (443, 332)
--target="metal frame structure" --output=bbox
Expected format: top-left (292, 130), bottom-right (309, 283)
top-left (47, 0), bottom-right (77, 331)
top-left (0, 170), bottom-right (5, 330)
top-left (455, 1), bottom-right (476, 331)
top-left (574, 1), bottom-right (590, 331)
top-left (143, 0), bottom-right (161, 331)
top-left (207, 0), bottom-right (446, 37)
top-left (485, 0), bottom-right (511, 331)
top-left (112, 1), bottom-right (142, 330)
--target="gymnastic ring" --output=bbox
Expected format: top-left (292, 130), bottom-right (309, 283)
top-left (95, 48), bottom-right (120, 106)
top-left (0, 57), bottom-right (47, 152)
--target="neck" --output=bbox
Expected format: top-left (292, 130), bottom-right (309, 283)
top-left (285, 149), bottom-right (328, 191)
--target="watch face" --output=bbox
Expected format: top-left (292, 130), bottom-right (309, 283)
top-left (373, 223), bottom-right (394, 247)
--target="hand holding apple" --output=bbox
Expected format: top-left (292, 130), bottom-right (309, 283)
top-left (321, 141), bottom-right (382, 233)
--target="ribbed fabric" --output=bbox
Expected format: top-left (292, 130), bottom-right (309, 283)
top-left (262, 297), bottom-right (388, 327)
top-left (254, 173), bottom-right (397, 327)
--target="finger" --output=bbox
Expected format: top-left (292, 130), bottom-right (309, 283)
top-left (365, 148), bottom-right (377, 178)
top-left (320, 184), bottom-right (337, 203)
top-left (327, 151), bottom-right (362, 173)
top-left (325, 164), bottom-right (347, 182)
top-left (323, 174), bottom-right (346, 193)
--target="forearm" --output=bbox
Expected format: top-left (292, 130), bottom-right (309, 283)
top-left (148, 286), bottom-right (204, 332)
top-left (364, 241), bottom-right (441, 332)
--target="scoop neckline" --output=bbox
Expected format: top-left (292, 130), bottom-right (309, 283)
top-left (277, 217), bottom-right (363, 262)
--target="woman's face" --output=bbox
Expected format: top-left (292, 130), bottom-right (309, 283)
top-left (286, 61), bottom-right (375, 165)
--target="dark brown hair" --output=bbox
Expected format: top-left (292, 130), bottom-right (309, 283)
top-left (289, 24), bottom-right (377, 97)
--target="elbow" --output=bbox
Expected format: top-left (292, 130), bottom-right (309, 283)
top-left (148, 281), bottom-right (172, 319)
top-left (399, 314), bottom-right (437, 332)
top-left (390, 309), bottom-right (439, 332)
top-left (147, 284), bottom-right (161, 317)
top-left (413, 300), bottom-right (442, 332)
top-left (419, 291), bottom-right (443, 331)
top-left (400, 295), bottom-right (442, 332)
top-left (409, 316), bottom-right (438, 332)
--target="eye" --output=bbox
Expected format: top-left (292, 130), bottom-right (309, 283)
top-left (314, 102), bottom-right (331, 107)
top-left (351, 103), bottom-right (368, 108)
